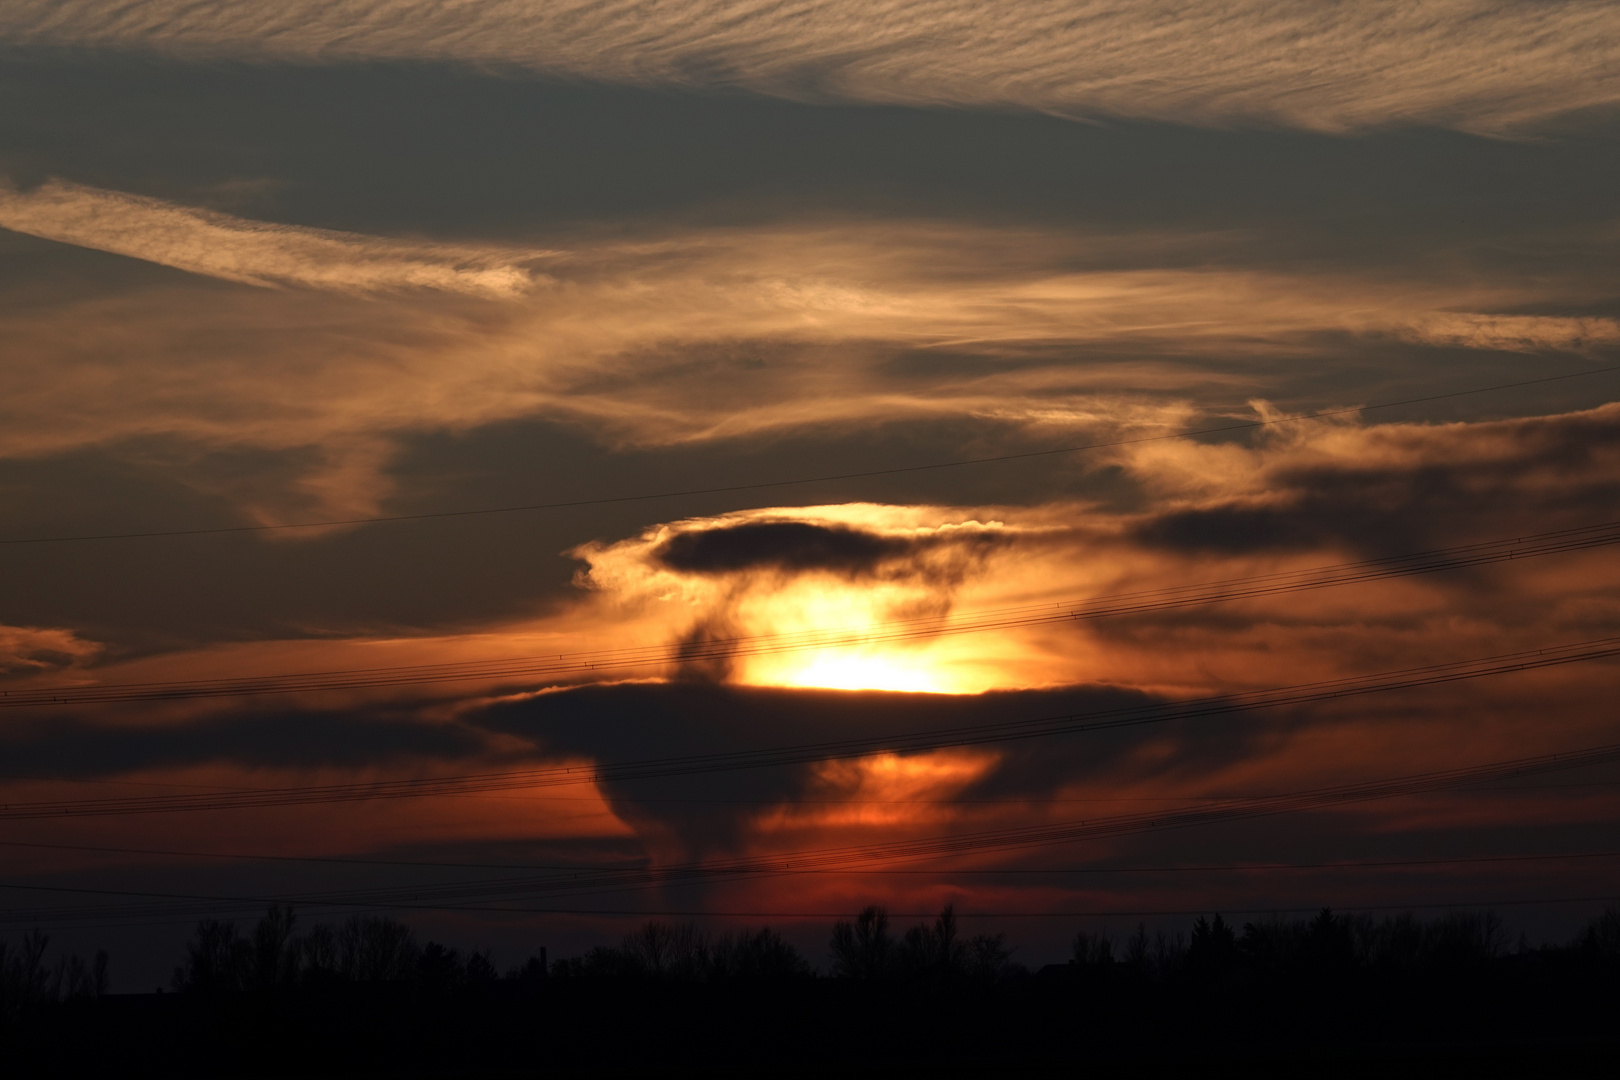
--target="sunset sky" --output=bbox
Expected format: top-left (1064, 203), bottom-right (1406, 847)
top-left (1, 2), bottom-right (1618, 988)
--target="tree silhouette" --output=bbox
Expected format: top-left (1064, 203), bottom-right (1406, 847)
top-left (1186, 914), bottom-right (1236, 983)
top-left (898, 904), bottom-right (965, 983)
top-left (13, 896), bottom-right (1620, 1070)
top-left (417, 941), bottom-right (467, 992)
top-left (1151, 928), bottom-right (1188, 981)
top-left (252, 904), bottom-right (300, 989)
top-left (964, 932), bottom-right (1020, 984)
top-left (1071, 930), bottom-right (1115, 966)
top-left (1302, 907), bottom-right (1354, 977)
top-left (175, 919), bottom-right (251, 993)
top-left (466, 949), bottom-right (499, 987)
top-left (337, 915), bottom-right (417, 982)
top-left (709, 927), bottom-right (811, 981)
top-left (1239, 916), bottom-right (1303, 976)
top-left (1579, 902), bottom-right (1620, 957)
top-left (621, 920), bottom-right (707, 979)
top-left (1, 930), bottom-right (108, 1029)
top-left (1124, 923), bottom-right (1152, 977)
top-left (829, 905), bottom-right (893, 980)
top-left (1350, 912), bottom-right (1424, 972)
top-left (1423, 910), bottom-right (1505, 970)
top-left (300, 922), bottom-right (339, 982)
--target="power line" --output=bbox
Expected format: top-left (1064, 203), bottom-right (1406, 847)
top-left (2, 891), bottom-right (1612, 931)
top-left (213, 741), bottom-right (1620, 910)
top-left (5, 775), bottom-right (1610, 808)
top-left (3, 364), bottom-right (1615, 547)
top-left (1, 836), bottom-right (1613, 876)
top-left (7, 516), bottom-right (1619, 708)
top-left (6, 738), bottom-right (1617, 923)
top-left (0, 877), bottom-right (1612, 929)
top-left (3, 633), bottom-right (1616, 820)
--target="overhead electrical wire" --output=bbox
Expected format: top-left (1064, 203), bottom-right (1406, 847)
top-left (2, 634), bottom-right (1616, 822)
top-left (5, 739), bottom-right (1617, 926)
top-left (2, 364), bottom-right (1614, 547)
top-left (3, 373), bottom-right (1613, 930)
top-left (1, 836), bottom-right (1614, 877)
top-left (6, 517), bottom-right (1619, 709)
top-left (213, 740), bottom-right (1620, 907)
top-left (3, 892), bottom-right (1612, 932)
top-left (2, 369), bottom-right (1614, 922)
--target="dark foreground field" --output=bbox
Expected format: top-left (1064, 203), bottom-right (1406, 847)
top-left (17, 970), bottom-right (1619, 1078)
top-left (6, 904), bottom-right (1618, 1076)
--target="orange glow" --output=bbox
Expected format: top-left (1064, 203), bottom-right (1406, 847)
top-left (755, 747), bottom-right (1002, 832)
top-left (757, 648), bottom-right (949, 693)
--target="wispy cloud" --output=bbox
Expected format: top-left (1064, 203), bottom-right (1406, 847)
top-left (0, 624), bottom-right (101, 678)
top-left (3, 1), bottom-right (1617, 132)
top-left (0, 179), bottom-right (547, 297)
top-left (1, 188), bottom-right (1616, 522)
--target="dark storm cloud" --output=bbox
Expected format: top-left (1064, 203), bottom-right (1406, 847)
top-left (0, 679), bottom-right (1215, 815)
top-left (460, 680), bottom-right (1266, 854)
top-left (1134, 405), bottom-right (1620, 558)
top-left (0, 706), bottom-right (493, 778)
top-left (0, 678), bottom-right (1255, 861)
top-left (654, 520), bottom-right (1000, 578)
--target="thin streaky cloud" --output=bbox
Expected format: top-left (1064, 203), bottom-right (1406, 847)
top-left (2, 199), bottom-right (1617, 523)
top-left (0, 179), bottom-right (550, 298)
top-left (2, 1), bottom-right (1617, 132)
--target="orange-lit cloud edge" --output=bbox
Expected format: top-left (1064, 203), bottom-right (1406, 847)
top-left (5, 401), bottom-right (1617, 899)
top-left (2, 181), bottom-right (1616, 526)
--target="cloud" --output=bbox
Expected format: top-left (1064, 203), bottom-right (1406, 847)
top-left (4, 1), bottom-right (1618, 133)
top-left (563, 406), bottom-right (1620, 695)
top-left (652, 518), bottom-right (1008, 579)
top-left (574, 505), bottom-right (1030, 691)
top-left (0, 624), bottom-right (100, 678)
top-left (0, 178), bottom-right (547, 297)
top-left (460, 679), bottom-right (1198, 858)
top-left (1128, 401), bottom-right (1620, 558)
top-left (2, 197), bottom-right (1615, 524)
top-left (0, 706), bottom-right (492, 776)
top-left (7, 405), bottom-right (1617, 913)
top-left (656, 520), bottom-right (916, 576)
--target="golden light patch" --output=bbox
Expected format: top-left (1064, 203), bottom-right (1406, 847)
top-left (752, 648), bottom-right (951, 694)
top-left (756, 748), bottom-right (1002, 832)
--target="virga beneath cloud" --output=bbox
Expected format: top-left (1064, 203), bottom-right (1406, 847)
top-left (4, 402), bottom-right (1617, 922)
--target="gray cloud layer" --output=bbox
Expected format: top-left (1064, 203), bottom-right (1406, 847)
top-left (3, 1), bottom-right (1618, 132)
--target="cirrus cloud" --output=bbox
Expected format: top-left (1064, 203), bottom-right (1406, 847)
top-left (0, 178), bottom-right (550, 297)
top-left (2, 1), bottom-right (1617, 133)
top-left (1, 184), bottom-right (1616, 526)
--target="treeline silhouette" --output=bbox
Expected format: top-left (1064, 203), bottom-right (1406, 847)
top-left (5, 902), bottom-right (1618, 1075)
top-left (0, 930), bottom-right (108, 1023)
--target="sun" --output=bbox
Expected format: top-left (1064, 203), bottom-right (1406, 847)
top-left (763, 649), bottom-right (949, 693)
top-left (733, 637), bottom-right (1011, 694)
